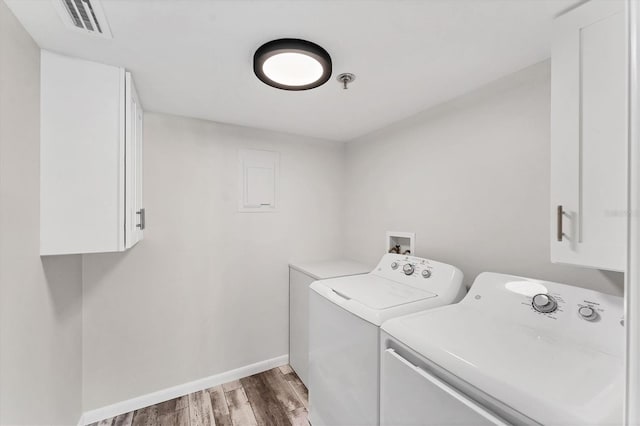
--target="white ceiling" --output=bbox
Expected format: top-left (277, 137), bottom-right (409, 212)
top-left (5, 0), bottom-right (579, 141)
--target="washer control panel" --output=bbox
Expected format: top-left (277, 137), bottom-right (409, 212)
top-left (387, 256), bottom-right (433, 279)
top-left (373, 254), bottom-right (465, 300)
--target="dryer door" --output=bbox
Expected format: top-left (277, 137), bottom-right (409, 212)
top-left (381, 348), bottom-right (508, 426)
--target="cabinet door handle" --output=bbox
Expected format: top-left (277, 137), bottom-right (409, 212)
top-left (136, 208), bottom-right (145, 230)
top-left (557, 205), bottom-right (563, 242)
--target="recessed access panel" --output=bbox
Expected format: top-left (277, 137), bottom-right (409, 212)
top-left (238, 149), bottom-right (279, 212)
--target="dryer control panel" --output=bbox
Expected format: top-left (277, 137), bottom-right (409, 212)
top-left (463, 272), bottom-right (624, 356)
top-left (373, 254), bottom-right (466, 303)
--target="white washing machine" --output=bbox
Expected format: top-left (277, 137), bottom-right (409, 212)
top-left (308, 253), bottom-right (465, 426)
top-left (380, 272), bottom-right (624, 425)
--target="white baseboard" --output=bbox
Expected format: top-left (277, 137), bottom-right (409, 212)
top-left (78, 354), bottom-right (289, 425)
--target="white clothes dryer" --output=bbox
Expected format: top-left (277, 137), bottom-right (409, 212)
top-left (380, 272), bottom-right (624, 425)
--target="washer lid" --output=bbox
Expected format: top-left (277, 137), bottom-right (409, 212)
top-left (310, 273), bottom-right (440, 326)
top-left (324, 274), bottom-right (436, 309)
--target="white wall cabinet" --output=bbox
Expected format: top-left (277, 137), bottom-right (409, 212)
top-left (288, 260), bottom-right (369, 386)
top-left (550, 0), bottom-right (627, 272)
top-left (40, 51), bottom-right (144, 255)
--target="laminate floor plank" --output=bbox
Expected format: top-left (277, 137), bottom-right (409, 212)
top-left (175, 395), bottom-right (190, 410)
top-left (286, 407), bottom-right (310, 426)
top-left (221, 380), bottom-right (242, 392)
top-left (240, 373), bottom-right (292, 426)
top-left (208, 386), bottom-right (233, 426)
top-left (86, 365), bottom-right (308, 426)
top-left (155, 396), bottom-right (188, 414)
top-left (189, 390), bottom-right (216, 426)
top-left (112, 412), bottom-right (134, 426)
top-left (225, 387), bottom-right (258, 426)
top-left (131, 404), bottom-right (158, 426)
top-left (278, 365), bottom-right (294, 375)
top-left (160, 406), bottom-right (190, 426)
top-left (283, 371), bottom-right (308, 409)
top-left (262, 368), bottom-right (304, 412)
top-left (155, 397), bottom-right (190, 426)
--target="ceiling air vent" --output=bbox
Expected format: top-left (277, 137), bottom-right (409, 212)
top-left (53, 0), bottom-right (112, 38)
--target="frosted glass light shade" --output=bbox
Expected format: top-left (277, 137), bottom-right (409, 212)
top-left (262, 53), bottom-right (324, 87)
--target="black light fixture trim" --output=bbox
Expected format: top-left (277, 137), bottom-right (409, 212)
top-left (253, 38), bottom-right (332, 91)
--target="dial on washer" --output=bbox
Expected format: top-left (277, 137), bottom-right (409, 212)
top-left (532, 294), bottom-right (558, 313)
top-left (403, 264), bottom-right (415, 275)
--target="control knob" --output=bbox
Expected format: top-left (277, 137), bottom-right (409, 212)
top-left (403, 264), bottom-right (415, 276)
top-left (421, 269), bottom-right (432, 278)
top-left (391, 262), bottom-right (399, 270)
top-left (532, 294), bottom-right (558, 313)
top-left (578, 306), bottom-right (598, 321)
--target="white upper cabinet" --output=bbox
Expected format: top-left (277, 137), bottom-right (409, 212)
top-left (550, 0), bottom-right (627, 272)
top-left (40, 51), bottom-right (144, 255)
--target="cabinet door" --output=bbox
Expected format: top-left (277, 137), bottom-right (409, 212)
top-left (40, 51), bottom-right (124, 255)
top-left (125, 72), bottom-right (144, 248)
top-left (551, 0), bottom-right (627, 271)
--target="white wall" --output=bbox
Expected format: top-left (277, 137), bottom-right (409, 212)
top-left (0, 2), bottom-right (83, 425)
top-left (344, 61), bottom-right (624, 295)
top-left (81, 113), bottom-right (345, 410)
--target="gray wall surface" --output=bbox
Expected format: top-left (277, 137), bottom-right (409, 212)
top-left (343, 61), bottom-right (623, 295)
top-left (0, 2), bottom-right (83, 425)
top-left (81, 113), bottom-right (345, 410)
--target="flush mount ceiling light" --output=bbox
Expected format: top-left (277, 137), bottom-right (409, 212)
top-left (254, 39), bottom-right (332, 91)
